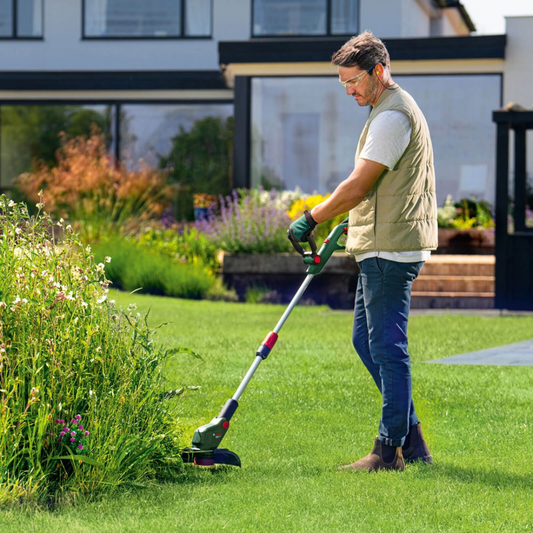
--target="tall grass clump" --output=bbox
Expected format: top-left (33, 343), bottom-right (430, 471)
top-left (91, 238), bottom-right (215, 298)
top-left (0, 196), bottom-right (189, 506)
top-left (196, 190), bottom-right (292, 254)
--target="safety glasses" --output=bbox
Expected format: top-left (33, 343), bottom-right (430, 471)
top-left (339, 65), bottom-right (375, 89)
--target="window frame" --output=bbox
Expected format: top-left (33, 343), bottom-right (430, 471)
top-left (0, 0), bottom-right (44, 40)
top-left (81, 0), bottom-right (213, 40)
top-left (251, 0), bottom-right (360, 38)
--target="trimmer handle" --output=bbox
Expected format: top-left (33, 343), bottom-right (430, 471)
top-left (288, 231), bottom-right (318, 259)
top-left (289, 218), bottom-right (349, 275)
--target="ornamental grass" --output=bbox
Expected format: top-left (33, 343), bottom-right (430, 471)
top-left (0, 197), bottom-right (191, 506)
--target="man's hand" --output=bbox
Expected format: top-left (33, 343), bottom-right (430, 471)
top-left (288, 210), bottom-right (318, 242)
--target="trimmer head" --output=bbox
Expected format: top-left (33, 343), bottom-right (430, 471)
top-left (182, 447), bottom-right (241, 467)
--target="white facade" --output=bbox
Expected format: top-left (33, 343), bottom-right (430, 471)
top-left (0, 0), bottom-right (469, 72)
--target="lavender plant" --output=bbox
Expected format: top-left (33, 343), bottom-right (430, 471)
top-left (0, 195), bottom-right (189, 505)
top-left (196, 190), bottom-right (293, 254)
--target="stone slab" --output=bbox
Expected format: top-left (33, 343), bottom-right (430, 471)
top-left (426, 339), bottom-right (533, 366)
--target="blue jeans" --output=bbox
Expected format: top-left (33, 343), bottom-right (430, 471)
top-left (352, 257), bottom-right (424, 447)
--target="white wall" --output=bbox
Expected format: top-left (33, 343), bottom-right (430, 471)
top-left (503, 16), bottom-right (533, 187)
top-left (0, 0), bottom-right (250, 71)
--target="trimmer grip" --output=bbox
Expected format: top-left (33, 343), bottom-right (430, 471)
top-left (305, 219), bottom-right (348, 275)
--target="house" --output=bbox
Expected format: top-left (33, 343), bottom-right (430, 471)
top-left (0, 1), bottom-right (531, 210)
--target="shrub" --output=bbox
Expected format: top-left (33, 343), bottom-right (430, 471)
top-left (196, 190), bottom-right (293, 254)
top-left (437, 195), bottom-right (494, 229)
top-left (15, 127), bottom-right (171, 242)
top-left (92, 238), bottom-right (215, 299)
top-left (137, 223), bottom-right (220, 274)
top-left (0, 197), bottom-right (190, 504)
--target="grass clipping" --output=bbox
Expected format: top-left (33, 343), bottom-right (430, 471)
top-left (0, 197), bottom-right (188, 505)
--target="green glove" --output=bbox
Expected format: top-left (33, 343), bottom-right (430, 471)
top-left (288, 210), bottom-right (318, 242)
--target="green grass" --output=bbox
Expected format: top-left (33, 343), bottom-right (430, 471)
top-left (2, 293), bottom-right (533, 532)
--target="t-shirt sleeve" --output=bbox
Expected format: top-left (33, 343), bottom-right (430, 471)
top-left (359, 110), bottom-right (412, 170)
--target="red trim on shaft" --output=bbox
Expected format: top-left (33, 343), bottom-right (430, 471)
top-left (263, 331), bottom-right (278, 349)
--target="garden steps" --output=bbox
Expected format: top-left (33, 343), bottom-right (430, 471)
top-left (412, 255), bottom-right (495, 309)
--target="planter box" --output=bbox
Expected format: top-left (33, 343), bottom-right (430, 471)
top-left (437, 228), bottom-right (494, 255)
top-left (222, 252), bottom-right (359, 309)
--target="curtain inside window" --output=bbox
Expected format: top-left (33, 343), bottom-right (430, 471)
top-left (185, 0), bottom-right (211, 36)
top-left (331, 0), bottom-right (358, 35)
top-left (17, 0), bottom-right (42, 37)
top-left (0, 0), bottom-right (13, 37)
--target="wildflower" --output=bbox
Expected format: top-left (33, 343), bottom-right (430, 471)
top-left (75, 414), bottom-right (81, 420)
top-left (15, 227), bottom-right (21, 235)
top-left (104, 256), bottom-right (111, 263)
top-left (78, 445), bottom-right (84, 450)
top-left (97, 294), bottom-right (107, 304)
top-left (0, 302), bottom-right (5, 308)
top-left (70, 438), bottom-right (76, 442)
top-left (60, 431), bottom-right (66, 437)
top-left (85, 431), bottom-right (90, 436)
top-left (8, 200), bottom-right (15, 207)
top-left (36, 202), bottom-right (45, 209)
top-left (96, 263), bottom-right (105, 274)
top-left (71, 431), bottom-right (76, 437)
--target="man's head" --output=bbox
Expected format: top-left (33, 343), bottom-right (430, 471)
top-left (331, 31), bottom-right (390, 71)
top-left (332, 31), bottom-right (391, 107)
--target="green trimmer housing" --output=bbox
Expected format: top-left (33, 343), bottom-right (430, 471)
top-left (181, 219), bottom-right (349, 467)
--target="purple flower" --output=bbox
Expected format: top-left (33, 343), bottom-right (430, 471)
top-left (85, 431), bottom-right (90, 436)
top-left (70, 438), bottom-right (76, 442)
top-left (59, 431), bottom-right (66, 436)
top-left (77, 444), bottom-right (84, 450)
top-left (75, 414), bottom-right (81, 420)
top-left (79, 425), bottom-right (83, 431)
top-left (58, 437), bottom-right (62, 442)
top-left (71, 431), bottom-right (76, 437)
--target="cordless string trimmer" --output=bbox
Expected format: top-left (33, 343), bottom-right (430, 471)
top-left (181, 219), bottom-right (348, 467)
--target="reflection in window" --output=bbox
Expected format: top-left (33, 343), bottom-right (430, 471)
top-left (396, 75), bottom-right (500, 204)
top-left (0, 0), bottom-right (42, 38)
top-left (252, 0), bottom-right (358, 37)
top-left (0, 105), bottom-right (113, 190)
top-left (84, 0), bottom-right (212, 38)
top-left (251, 75), bottom-right (501, 205)
top-left (251, 77), bottom-right (368, 193)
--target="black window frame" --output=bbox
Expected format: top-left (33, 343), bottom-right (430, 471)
top-left (81, 0), bottom-right (213, 40)
top-left (0, 0), bottom-right (44, 40)
top-left (251, 0), bottom-right (360, 38)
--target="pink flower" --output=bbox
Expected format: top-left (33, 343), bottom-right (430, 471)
top-left (77, 445), bottom-right (84, 450)
top-left (70, 438), bottom-right (76, 442)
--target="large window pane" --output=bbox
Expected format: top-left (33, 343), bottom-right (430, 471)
top-left (185, 0), bottom-right (211, 37)
top-left (85, 0), bottom-right (181, 37)
top-left (396, 75), bottom-right (500, 204)
top-left (17, 0), bottom-right (42, 37)
top-left (0, 0), bottom-right (13, 37)
top-left (253, 0), bottom-right (327, 36)
top-left (251, 75), bottom-right (501, 205)
top-left (251, 77), bottom-right (368, 193)
top-left (0, 105), bottom-right (114, 190)
top-left (331, 0), bottom-right (358, 35)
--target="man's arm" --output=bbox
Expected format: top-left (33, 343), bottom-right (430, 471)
top-left (310, 158), bottom-right (386, 223)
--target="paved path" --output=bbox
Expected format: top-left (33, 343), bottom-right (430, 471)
top-left (427, 339), bottom-right (533, 366)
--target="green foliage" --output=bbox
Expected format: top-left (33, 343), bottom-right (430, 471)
top-left (0, 198), bottom-right (189, 504)
top-left (437, 195), bottom-right (495, 229)
top-left (1, 106), bottom-right (109, 191)
top-left (160, 116), bottom-right (234, 220)
top-left (137, 224), bottom-right (220, 274)
top-left (91, 238), bottom-right (215, 299)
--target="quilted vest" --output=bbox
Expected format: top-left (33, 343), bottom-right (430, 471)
top-left (346, 85), bottom-right (438, 254)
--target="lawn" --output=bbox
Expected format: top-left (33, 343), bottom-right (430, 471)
top-left (2, 292), bottom-right (533, 532)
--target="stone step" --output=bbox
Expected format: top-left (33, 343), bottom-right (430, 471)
top-left (413, 275), bottom-right (494, 293)
top-left (411, 294), bottom-right (495, 309)
top-left (421, 255), bottom-right (495, 276)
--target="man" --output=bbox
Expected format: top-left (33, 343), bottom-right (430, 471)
top-left (289, 31), bottom-right (437, 472)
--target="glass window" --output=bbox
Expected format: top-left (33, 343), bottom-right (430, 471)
top-left (0, 105), bottom-right (114, 190)
top-left (252, 0), bottom-right (358, 37)
top-left (395, 75), bottom-right (501, 205)
top-left (251, 77), bottom-right (368, 193)
top-left (84, 0), bottom-right (212, 38)
top-left (251, 75), bottom-right (501, 205)
top-left (0, 0), bottom-right (42, 38)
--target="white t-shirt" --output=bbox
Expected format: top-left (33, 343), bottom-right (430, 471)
top-left (354, 109), bottom-right (431, 264)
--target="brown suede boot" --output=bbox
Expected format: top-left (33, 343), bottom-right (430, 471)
top-left (341, 437), bottom-right (405, 472)
top-left (402, 423), bottom-right (433, 464)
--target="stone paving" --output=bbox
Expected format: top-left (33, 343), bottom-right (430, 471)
top-left (427, 338), bottom-right (533, 366)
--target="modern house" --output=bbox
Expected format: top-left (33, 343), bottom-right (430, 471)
top-left (0, 1), bottom-right (531, 209)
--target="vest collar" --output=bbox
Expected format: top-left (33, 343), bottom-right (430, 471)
top-left (371, 83), bottom-right (401, 112)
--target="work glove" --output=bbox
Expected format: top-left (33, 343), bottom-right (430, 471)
top-left (288, 210), bottom-right (318, 242)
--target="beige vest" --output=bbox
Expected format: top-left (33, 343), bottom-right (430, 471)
top-left (346, 85), bottom-right (438, 254)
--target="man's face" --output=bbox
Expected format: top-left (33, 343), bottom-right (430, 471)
top-left (338, 65), bottom-right (380, 107)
